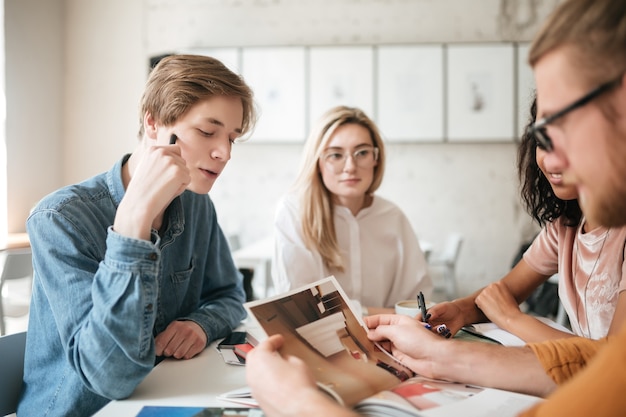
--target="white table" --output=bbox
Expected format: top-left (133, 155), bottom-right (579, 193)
top-left (93, 341), bottom-right (248, 416)
top-left (95, 342), bottom-right (246, 417)
top-left (92, 319), bottom-right (506, 417)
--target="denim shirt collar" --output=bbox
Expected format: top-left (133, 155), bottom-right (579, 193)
top-left (105, 154), bottom-right (130, 208)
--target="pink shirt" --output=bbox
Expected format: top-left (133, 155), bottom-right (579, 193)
top-left (524, 217), bottom-right (626, 339)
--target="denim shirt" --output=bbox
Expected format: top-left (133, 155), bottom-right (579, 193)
top-left (18, 155), bottom-right (246, 417)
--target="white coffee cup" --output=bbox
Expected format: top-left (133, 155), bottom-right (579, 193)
top-left (395, 299), bottom-right (434, 318)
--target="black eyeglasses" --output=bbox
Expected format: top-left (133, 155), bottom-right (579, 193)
top-left (530, 75), bottom-right (623, 152)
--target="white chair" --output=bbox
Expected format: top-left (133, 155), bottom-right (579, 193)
top-left (0, 331), bottom-right (27, 416)
top-left (0, 248), bottom-right (33, 336)
top-left (428, 234), bottom-right (463, 300)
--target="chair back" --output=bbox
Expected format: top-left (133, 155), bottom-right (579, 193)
top-left (227, 234), bottom-right (242, 252)
top-left (0, 249), bottom-right (33, 283)
top-left (0, 331), bottom-right (27, 416)
top-left (0, 248), bottom-right (33, 336)
top-left (440, 234), bottom-right (463, 264)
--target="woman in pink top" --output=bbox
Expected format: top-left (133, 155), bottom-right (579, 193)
top-left (427, 98), bottom-right (626, 341)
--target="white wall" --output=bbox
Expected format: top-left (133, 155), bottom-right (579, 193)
top-left (5, 0), bottom-right (561, 296)
top-left (63, 0), bottom-right (145, 184)
top-left (5, 0), bottom-right (64, 233)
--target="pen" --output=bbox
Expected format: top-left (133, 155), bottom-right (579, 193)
top-left (417, 291), bottom-right (428, 323)
top-left (417, 291), bottom-right (450, 337)
top-left (169, 134), bottom-right (177, 145)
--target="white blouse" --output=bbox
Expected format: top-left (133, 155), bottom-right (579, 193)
top-left (272, 193), bottom-right (432, 308)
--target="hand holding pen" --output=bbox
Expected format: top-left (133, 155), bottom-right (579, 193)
top-left (113, 132), bottom-right (188, 241)
top-left (418, 291), bottom-right (451, 339)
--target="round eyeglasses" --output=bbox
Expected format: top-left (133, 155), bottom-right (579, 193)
top-left (321, 146), bottom-right (379, 173)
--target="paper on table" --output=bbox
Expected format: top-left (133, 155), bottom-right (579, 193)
top-left (216, 347), bottom-right (246, 365)
top-left (461, 323), bottom-right (526, 346)
top-left (217, 387), bottom-right (259, 407)
top-left (354, 377), bottom-right (542, 417)
top-left (135, 405), bottom-right (264, 416)
top-left (461, 316), bottom-right (573, 347)
top-left (218, 382), bottom-right (343, 409)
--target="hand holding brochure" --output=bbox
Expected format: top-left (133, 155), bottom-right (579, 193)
top-left (229, 276), bottom-right (542, 417)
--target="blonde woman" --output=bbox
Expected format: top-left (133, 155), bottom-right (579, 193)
top-left (272, 106), bottom-right (432, 314)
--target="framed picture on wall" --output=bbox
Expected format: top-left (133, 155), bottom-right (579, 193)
top-left (446, 44), bottom-right (516, 141)
top-left (376, 45), bottom-right (444, 141)
top-left (309, 46), bottom-right (374, 126)
top-left (241, 47), bottom-right (307, 142)
top-left (516, 43), bottom-right (535, 139)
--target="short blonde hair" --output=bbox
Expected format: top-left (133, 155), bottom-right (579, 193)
top-left (138, 54), bottom-right (256, 139)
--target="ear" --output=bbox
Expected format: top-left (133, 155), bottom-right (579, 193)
top-left (143, 112), bottom-right (159, 140)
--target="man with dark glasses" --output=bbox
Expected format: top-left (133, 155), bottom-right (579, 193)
top-left (530, 75), bottom-right (623, 152)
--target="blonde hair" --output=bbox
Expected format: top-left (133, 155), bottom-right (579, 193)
top-left (529, 0), bottom-right (626, 86)
top-left (139, 54), bottom-right (256, 139)
top-left (293, 106), bottom-right (386, 271)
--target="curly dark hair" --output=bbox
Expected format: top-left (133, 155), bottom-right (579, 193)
top-left (517, 95), bottom-right (582, 227)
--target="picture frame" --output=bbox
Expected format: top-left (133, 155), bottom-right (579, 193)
top-left (446, 44), bottom-right (516, 141)
top-left (241, 47), bottom-right (307, 142)
top-left (516, 43), bottom-right (535, 138)
top-left (376, 45), bottom-right (444, 142)
top-left (308, 46), bottom-right (374, 126)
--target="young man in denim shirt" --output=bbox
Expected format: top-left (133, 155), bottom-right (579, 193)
top-left (18, 55), bottom-right (256, 417)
